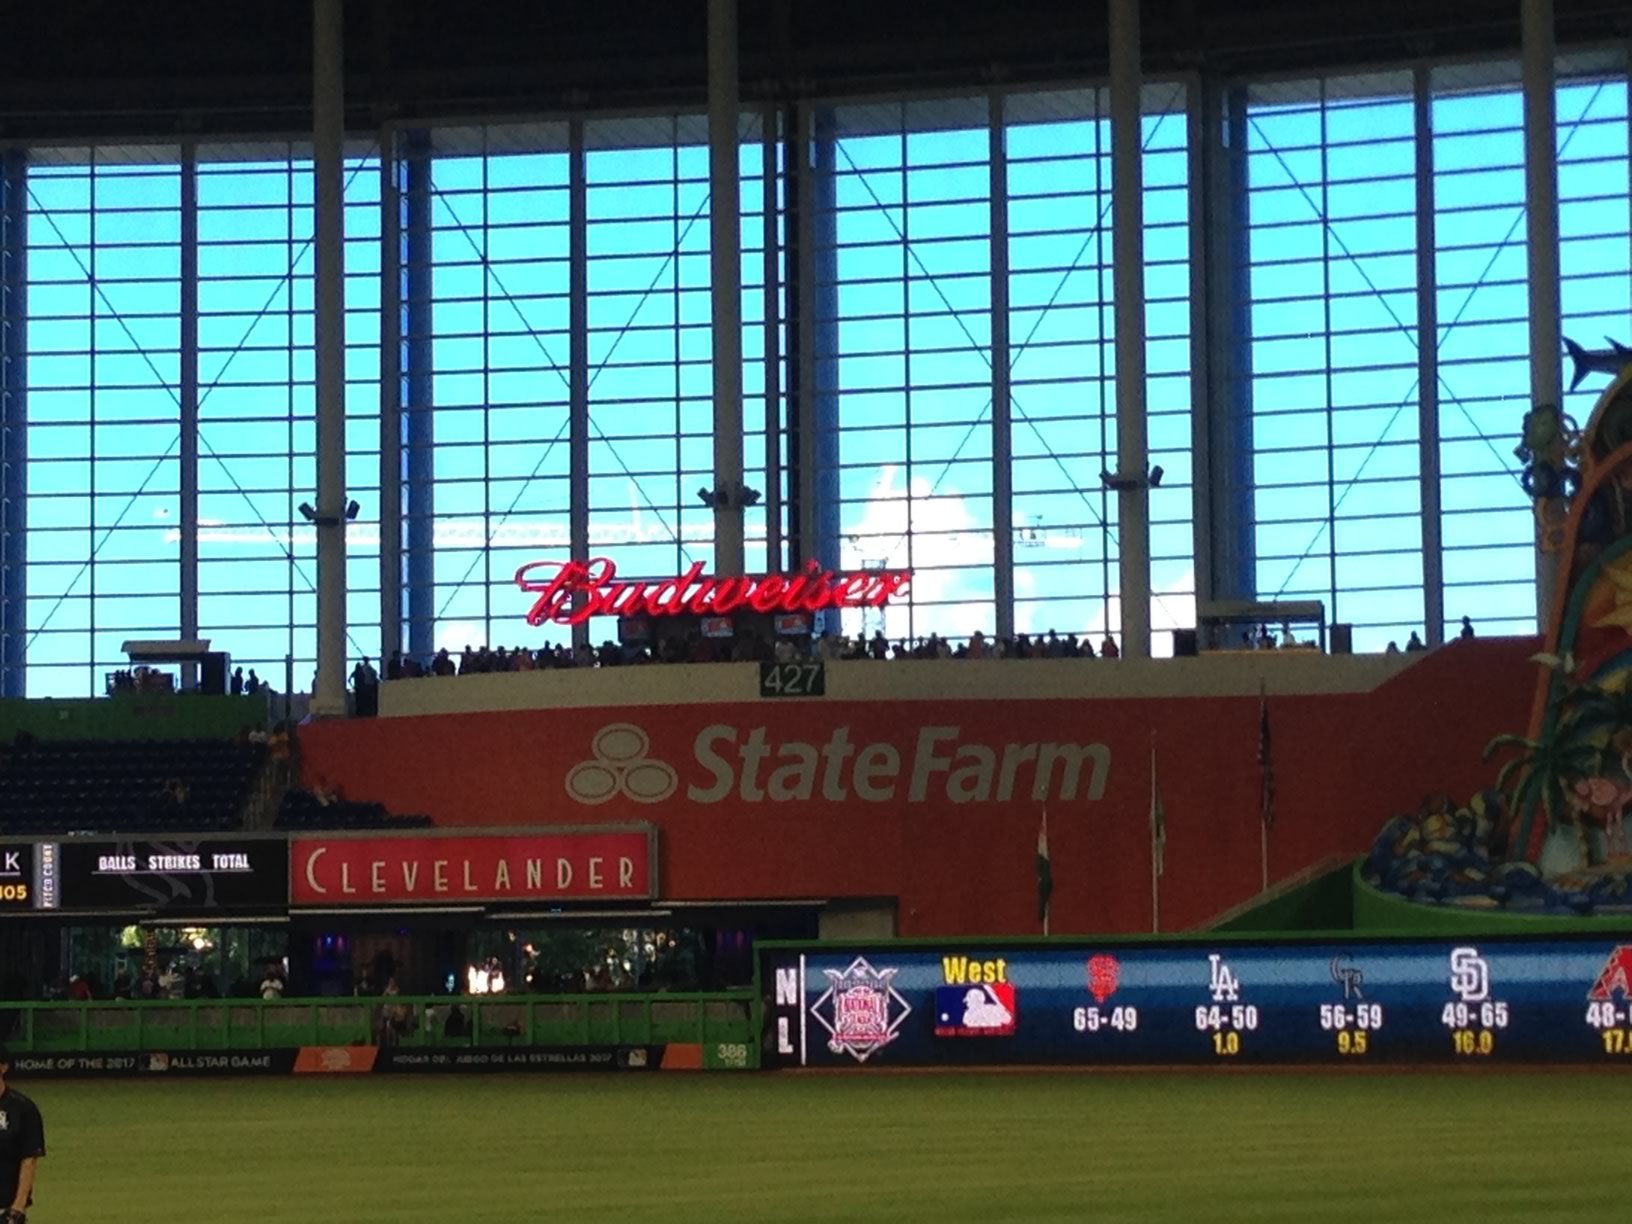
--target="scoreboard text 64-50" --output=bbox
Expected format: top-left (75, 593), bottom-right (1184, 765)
top-left (760, 936), bottom-right (1632, 1068)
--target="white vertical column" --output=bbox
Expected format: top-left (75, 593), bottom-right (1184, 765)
top-left (762, 106), bottom-right (785, 572)
top-left (708, 0), bottom-right (745, 575)
top-left (989, 94), bottom-right (1015, 641)
top-left (311, 0), bottom-right (349, 716)
top-left (793, 104), bottom-right (819, 564)
top-left (179, 149), bottom-right (199, 682)
top-left (1414, 67), bottom-right (1446, 646)
top-left (378, 138), bottom-right (403, 661)
top-left (1110, 0), bottom-right (1151, 658)
top-left (569, 118), bottom-right (591, 647)
top-left (1522, 0), bottom-right (1562, 629)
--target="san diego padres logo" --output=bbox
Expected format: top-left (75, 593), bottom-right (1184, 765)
top-left (565, 724), bottom-right (678, 806)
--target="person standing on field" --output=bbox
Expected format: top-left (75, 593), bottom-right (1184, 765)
top-left (0, 1046), bottom-right (45, 1224)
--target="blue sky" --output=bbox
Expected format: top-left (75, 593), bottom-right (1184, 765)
top-left (15, 66), bottom-right (1632, 697)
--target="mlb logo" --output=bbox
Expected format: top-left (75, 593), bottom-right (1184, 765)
top-left (935, 983), bottom-right (1019, 1038)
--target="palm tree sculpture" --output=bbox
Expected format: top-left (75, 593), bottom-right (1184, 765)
top-left (1485, 721), bottom-right (1602, 859)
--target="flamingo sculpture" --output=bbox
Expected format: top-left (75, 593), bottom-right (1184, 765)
top-left (1568, 752), bottom-right (1632, 862)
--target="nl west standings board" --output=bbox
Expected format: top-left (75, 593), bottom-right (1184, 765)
top-left (761, 937), bottom-right (1632, 1067)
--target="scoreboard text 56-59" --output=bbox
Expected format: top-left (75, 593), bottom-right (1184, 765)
top-left (760, 937), bottom-right (1632, 1068)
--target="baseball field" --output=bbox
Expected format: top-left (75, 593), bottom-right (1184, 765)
top-left (24, 1071), bottom-right (1621, 1221)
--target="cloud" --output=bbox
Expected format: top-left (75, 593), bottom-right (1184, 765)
top-left (834, 465), bottom-right (1194, 649)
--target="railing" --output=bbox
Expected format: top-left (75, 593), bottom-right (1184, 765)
top-left (0, 992), bottom-right (759, 1065)
top-left (239, 753), bottom-right (294, 830)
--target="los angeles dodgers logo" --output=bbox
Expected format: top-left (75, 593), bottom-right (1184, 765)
top-left (1208, 953), bottom-right (1241, 1002)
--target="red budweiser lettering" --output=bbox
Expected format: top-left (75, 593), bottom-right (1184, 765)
top-left (291, 832), bottom-right (653, 905)
top-left (515, 557), bottom-right (912, 627)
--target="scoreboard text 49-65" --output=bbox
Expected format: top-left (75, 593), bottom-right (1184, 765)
top-left (760, 937), bottom-right (1632, 1068)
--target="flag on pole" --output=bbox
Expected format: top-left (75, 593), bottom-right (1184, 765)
top-left (1258, 684), bottom-right (1275, 830)
top-left (1036, 809), bottom-right (1053, 929)
top-left (1150, 738), bottom-right (1166, 878)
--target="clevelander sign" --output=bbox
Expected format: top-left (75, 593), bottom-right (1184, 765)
top-left (567, 721), bottom-right (1111, 807)
top-left (290, 830), bottom-right (655, 905)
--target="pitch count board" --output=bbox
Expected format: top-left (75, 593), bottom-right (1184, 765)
top-left (0, 838), bottom-right (288, 914)
top-left (761, 937), bottom-right (1632, 1067)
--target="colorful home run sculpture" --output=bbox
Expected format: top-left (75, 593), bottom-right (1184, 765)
top-left (1365, 339), bottom-right (1632, 914)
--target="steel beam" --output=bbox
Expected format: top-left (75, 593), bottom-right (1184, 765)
top-left (310, 0), bottom-right (350, 716)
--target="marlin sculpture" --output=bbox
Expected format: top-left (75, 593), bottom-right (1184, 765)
top-left (1564, 336), bottom-right (1632, 392)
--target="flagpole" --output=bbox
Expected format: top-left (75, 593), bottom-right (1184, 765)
top-left (1038, 807), bottom-right (1051, 938)
top-left (1260, 815), bottom-right (1269, 895)
top-left (1258, 681), bottom-right (1272, 893)
top-left (1151, 731), bottom-right (1160, 934)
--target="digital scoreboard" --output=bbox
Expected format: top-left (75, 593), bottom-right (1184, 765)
top-left (0, 838), bottom-right (289, 914)
top-left (761, 937), bottom-right (1632, 1068)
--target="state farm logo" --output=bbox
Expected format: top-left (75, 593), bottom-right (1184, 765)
top-left (566, 721), bottom-right (1111, 807)
top-left (566, 724), bottom-right (679, 806)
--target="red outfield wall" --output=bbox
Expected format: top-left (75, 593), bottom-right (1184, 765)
top-left (296, 639), bottom-right (1534, 936)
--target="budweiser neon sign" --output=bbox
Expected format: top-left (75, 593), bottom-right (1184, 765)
top-left (515, 557), bottom-right (912, 627)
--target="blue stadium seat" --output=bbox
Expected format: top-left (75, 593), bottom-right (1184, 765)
top-left (0, 738), bottom-right (266, 836)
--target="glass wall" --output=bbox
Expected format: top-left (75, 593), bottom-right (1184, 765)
top-left (816, 97), bottom-right (997, 642)
top-left (1245, 73), bottom-right (1425, 652)
top-left (583, 115), bottom-right (719, 637)
top-left (22, 142), bottom-right (380, 698)
top-left (1435, 62), bottom-right (1630, 637)
top-left (194, 143), bottom-right (382, 693)
top-left (24, 148), bottom-right (184, 698)
top-left (1006, 85), bottom-right (1193, 649)
top-left (814, 85), bottom-right (1193, 648)
top-left (1245, 60), bottom-right (1632, 652)
top-left (8, 60), bottom-right (1630, 689)
top-left (421, 124), bottom-right (574, 658)
top-left (413, 116), bottom-right (780, 654)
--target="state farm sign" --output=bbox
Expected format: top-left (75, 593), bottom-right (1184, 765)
top-left (291, 830), bottom-right (655, 905)
top-left (565, 722), bottom-right (1109, 807)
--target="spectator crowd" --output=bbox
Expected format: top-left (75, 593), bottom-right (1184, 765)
top-left (376, 628), bottom-right (1125, 681)
top-left (358, 617), bottom-right (1479, 689)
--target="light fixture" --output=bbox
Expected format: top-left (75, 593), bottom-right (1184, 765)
top-left (298, 499), bottom-right (364, 527)
top-left (1100, 466), bottom-right (1164, 492)
top-left (697, 483), bottom-right (763, 510)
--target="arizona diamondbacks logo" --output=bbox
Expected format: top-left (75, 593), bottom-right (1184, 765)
top-left (811, 957), bottom-right (911, 1063)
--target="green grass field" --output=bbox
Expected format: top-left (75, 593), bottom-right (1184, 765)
top-left (22, 1071), bottom-right (1622, 1222)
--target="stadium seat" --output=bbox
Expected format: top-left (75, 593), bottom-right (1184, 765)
top-left (272, 789), bottom-right (433, 831)
top-left (0, 738), bottom-right (266, 835)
